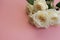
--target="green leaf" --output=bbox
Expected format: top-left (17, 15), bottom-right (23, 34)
top-left (45, 0), bottom-right (54, 1)
top-left (27, 0), bottom-right (34, 5)
top-left (56, 2), bottom-right (60, 8)
top-left (46, 0), bottom-right (54, 9)
top-left (47, 4), bottom-right (53, 9)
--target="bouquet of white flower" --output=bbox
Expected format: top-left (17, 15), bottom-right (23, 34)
top-left (26, 0), bottom-right (60, 28)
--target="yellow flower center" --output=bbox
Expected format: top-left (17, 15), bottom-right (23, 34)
top-left (35, 4), bottom-right (41, 10)
top-left (38, 14), bottom-right (46, 22)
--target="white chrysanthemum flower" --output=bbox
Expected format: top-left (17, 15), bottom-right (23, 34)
top-left (34, 0), bottom-right (48, 11)
top-left (55, 10), bottom-right (60, 25)
top-left (29, 11), bottom-right (50, 28)
top-left (26, 2), bottom-right (34, 15)
top-left (47, 9), bottom-right (59, 25)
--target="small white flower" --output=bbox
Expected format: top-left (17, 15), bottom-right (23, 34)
top-left (30, 11), bottom-right (50, 28)
top-left (47, 9), bottom-right (60, 25)
top-left (34, 0), bottom-right (48, 11)
top-left (27, 3), bottom-right (34, 15)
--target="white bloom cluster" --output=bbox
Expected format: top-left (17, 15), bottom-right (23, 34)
top-left (29, 9), bottom-right (60, 28)
top-left (26, 0), bottom-right (60, 28)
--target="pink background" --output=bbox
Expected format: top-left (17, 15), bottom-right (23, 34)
top-left (0, 0), bottom-right (60, 40)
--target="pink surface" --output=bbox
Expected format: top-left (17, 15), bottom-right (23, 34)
top-left (0, 0), bottom-right (60, 40)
